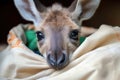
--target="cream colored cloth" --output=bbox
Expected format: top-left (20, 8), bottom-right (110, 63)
top-left (0, 24), bottom-right (120, 80)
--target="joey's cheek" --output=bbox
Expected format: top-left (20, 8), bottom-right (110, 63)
top-left (38, 40), bottom-right (44, 47)
top-left (68, 42), bottom-right (77, 52)
top-left (37, 42), bottom-right (47, 54)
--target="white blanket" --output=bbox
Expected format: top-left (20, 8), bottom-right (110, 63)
top-left (0, 24), bottom-right (120, 80)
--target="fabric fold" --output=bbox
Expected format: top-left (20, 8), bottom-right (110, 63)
top-left (0, 24), bottom-right (120, 80)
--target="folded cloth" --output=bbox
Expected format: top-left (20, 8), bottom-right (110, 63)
top-left (0, 24), bottom-right (120, 80)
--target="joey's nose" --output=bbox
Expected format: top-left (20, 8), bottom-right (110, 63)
top-left (47, 52), bottom-right (69, 70)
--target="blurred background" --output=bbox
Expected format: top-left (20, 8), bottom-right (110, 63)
top-left (0, 0), bottom-right (120, 44)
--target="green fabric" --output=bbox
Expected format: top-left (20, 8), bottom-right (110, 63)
top-left (80, 36), bottom-right (86, 45)
top-left (25, 30), bottom-right (38, 51)
top-left (25, 30), bottom-right (86, 51)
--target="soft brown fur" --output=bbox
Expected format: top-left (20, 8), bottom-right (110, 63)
top-left (35, 8), bottom-right (80, 58)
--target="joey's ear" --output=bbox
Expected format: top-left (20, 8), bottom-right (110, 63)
top-left (69, 0), bottom-right (101, 25)
top-left (14, 0), bottom-right (43, 26)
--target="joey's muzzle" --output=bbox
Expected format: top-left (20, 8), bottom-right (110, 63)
top-left (47, 50), bottom-right (69, 70)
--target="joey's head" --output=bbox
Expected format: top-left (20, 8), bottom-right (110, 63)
top-left (14, 0), bottom-right (101, 70)
top-left (35, 10), bottom-right (80, 69)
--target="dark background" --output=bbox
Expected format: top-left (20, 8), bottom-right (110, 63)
top-left (0, 0), bottom-right (120, 44)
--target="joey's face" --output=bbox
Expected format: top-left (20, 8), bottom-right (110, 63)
top-left (14, 0), bottom-right (101, 70)
top-left (35, 11), bottom-right (80, 70)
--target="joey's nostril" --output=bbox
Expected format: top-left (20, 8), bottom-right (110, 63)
top-left (57, 53), bottom-right (66, 65)
top-left (47, 54), bottom-right (56, 66)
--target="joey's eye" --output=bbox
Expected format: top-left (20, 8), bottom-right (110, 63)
top-left (36, 31), bottom-right (44, 41)
top-left (69, 30), bottom-right (79, 40)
